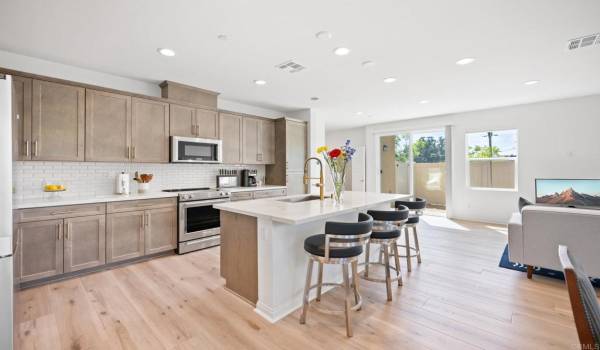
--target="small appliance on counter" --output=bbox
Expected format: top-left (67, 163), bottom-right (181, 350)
top-left (241, 169), bottom-right (258, 187)
top-left (217, 168), bottom-right (239, 189)
top-left (115, 172), bottom-right (130, 195)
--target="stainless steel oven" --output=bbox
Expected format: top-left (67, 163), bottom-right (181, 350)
top-left (171, 136), bottom-right (222, 163)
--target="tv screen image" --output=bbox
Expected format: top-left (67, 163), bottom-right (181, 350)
top-left (535, 179), bottom-right (600, 207)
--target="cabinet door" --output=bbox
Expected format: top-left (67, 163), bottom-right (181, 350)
top-left (14, 219), bottom-right (63, 283)
top-left (144, 207), bottom-right (177, 255)
top-left (131, 98), bottom-right (170, 163)
top-left (242, 117), bottom-right (260, 164)
top-left (220, 112), bottom-right (243, 164)
top-left (261, 119), bottom-right (275, 164)
top-left (196, 109), bottom-right (219, 139)
top-left (169, 104), bottom-right (196, 137)
top-left (31, 80), bottom-right (85, 161)
top-left (286, 172), bottom-right (307, 195)
top-left (106, 211), bottom-right (144, 263)
top-left (12, 76), bottom-right (32, 160)
top-left (85, 89), bottom-right (132, 162)
top-left (286, 121), bottom-right (307, 172)
top-left (64, 215), bottom-right (106, 273)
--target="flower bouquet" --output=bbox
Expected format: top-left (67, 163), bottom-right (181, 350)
top-left (317, 140), bottom-right (356, 205)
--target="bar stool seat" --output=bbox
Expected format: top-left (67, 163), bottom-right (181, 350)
top-left (370, 229), bottom-right (401, 240)
top-left (406, 215), bottom-right (419, 224)
top-left (304, 234), bottom-right (363, 258)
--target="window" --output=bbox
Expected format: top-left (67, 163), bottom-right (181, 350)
top-left (466, 129), bottom-right (518, 190)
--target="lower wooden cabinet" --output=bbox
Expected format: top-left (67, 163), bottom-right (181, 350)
top-left (14, 219), bottom-right (63, 283)
top-left (106, 206), bottom-right (177, 262)
top-left (106, 211), bottom-right (145, 263)
top-left (145, 207), bottom-right (177, 255)
top-left (14, 199), bottom-right (177, 284)
top-left (64, 215), bottom-right (106, 272)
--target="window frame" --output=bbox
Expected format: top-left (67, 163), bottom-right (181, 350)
top-left (465, 129), bottom-right (518, 191)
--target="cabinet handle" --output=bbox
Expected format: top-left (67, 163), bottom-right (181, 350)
top-left (33, 140), bottom-right (38, 157)
top-left (145, 213), bottom-right (149, 227)
top-left (65, 223), bottom-right (71, 241)
top-left (191, 124), bottom-right (195, 135)
top-left (132, 146), bottom-right (136, 159)
top-left (195, 125), bottom-right (200, 135)
top-left (126, 146), bottom-right (131, 159)
top-left (24, 140), bottom-right (30, 157)
top-left (57, 224), bottom-right (62, 240)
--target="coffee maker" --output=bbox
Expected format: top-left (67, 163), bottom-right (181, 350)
top-left (241, 169), bottom-right (258, 187)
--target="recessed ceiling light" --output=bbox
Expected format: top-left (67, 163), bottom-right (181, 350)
top-left (356, 112), bottom-right (363, 116)
top-left (315, 31), bottom-right (332, 40)
top-left (157, 48), bottom-right (176, 57)
top-left (361, 60), bottom-right (375, 68)
top-left (333, 47), bottom-right (351, 56)
top-left (383, 77), bottom-right (397, 83)
top-left (419, 100), bottom-right (430, 104)
top-left (524, 80), bottom-right (540, 86)
top-left (217, 34), bottom-right (228, 41)
top-left (456, 57), bottom-right (475, 65)
top-left (310, 97), bottom-right (319, 101)
top-left (253, 80), bottom-right (267, 86)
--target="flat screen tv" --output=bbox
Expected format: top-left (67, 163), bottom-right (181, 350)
top-left (535, 179), bottom-right (600, 208)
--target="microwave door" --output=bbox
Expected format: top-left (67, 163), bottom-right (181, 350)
top-left (171, 137), bottom-right (222, 163)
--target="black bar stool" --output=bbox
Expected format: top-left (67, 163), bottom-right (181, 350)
top-left (362, 207), bottom-right (409, 301)
top-left (300, 213), bottom-right (373, 337)
top-left (394, 198), bottom-right (426, 271)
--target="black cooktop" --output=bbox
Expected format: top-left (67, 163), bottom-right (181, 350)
top-left (162, 187), bottom-right (210, 192)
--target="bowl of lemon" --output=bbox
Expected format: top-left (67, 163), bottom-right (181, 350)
top-left (44, 184), bottom-right (66, 192)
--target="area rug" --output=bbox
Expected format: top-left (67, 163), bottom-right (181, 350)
top-left (498, 244), bottom-right (600, 287)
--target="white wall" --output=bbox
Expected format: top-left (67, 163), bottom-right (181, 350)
top-left (0, 49), bottom-right (285, 117)
top-left (356, 94), bottom-right (600, 224)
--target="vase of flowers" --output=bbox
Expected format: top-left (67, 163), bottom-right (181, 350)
top-left (317, 140), bottom-right (356, 205)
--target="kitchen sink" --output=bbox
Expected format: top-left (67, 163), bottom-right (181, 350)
top-left (277, 195), bottom-right (323, 203)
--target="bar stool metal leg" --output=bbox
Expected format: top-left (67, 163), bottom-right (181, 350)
top-left (342, 263), bottom-right (353, 337)
top-left (392, 242), bottom-right (403, 286)
top-left (300, 259), bottom-right (314, 324)
top-left (404, 227), bottom-right (412, 272)
top-left (316, 262), bottom-right (323, 301)
top-left (364, 243), bottom-right (370, 278)
top-left (382, 243), bottom-right (392, 301)
top-left (351, 260), bottom-right (360, 307)
top-left (413, 226), bottom-right (422, 263)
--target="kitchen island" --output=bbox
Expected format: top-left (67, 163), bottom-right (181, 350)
top-left (214, 191), bottom-right (409, 322)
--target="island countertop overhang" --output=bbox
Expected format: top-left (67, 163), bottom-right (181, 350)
top-left (214, 191), bottom-right (410, 225)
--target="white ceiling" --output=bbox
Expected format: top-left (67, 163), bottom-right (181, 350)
top-left (1, 0), bottom-right (599, 130)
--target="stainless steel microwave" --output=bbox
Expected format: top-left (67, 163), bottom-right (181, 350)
top-left (171, 136), bottom-right (223, 163)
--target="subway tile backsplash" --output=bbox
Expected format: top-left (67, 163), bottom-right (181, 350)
top-left (12, 161), bottom-right (265, 200)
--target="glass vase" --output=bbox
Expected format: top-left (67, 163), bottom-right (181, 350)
top-left (329, 170), bottom-right (345, 205)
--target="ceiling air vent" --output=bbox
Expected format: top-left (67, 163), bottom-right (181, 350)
top-left (275, 60), bottom-right (307, 73)
top-left (567, 33), bottom-right (599, 51)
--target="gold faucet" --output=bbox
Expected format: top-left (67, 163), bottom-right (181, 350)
top-left (303, 157), bottom-right (325, 200)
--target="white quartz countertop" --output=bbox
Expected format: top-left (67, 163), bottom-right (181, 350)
top-left (214, 191), bottom-right (410, 225)
top-left (225, 185), bottom-right (287, 193)
top-left (13, 192), bottom-right (178, 209)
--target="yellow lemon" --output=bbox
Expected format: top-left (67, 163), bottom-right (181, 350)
top-left (45, 185), bottom-right (58, 191)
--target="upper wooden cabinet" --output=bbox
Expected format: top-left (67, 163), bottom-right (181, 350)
top-left (196, 109), bottom-right (219, 139)
top-left (265, 118), bottom-right (308, 195)
top-left (220, 112), bottom-right (243, 164)
top-left (28, 80), bottom-right (85, 161)
top-left (170, 104), bottom-right (219, 139)
top-left (11, 76), bottom-right (32, 160)
top-left (169, 104), bottom-right (196, 138)
top-left (242, 117), bottom-right (275, 165)
top-left (131, 98), bottom-right (170, 163)
top-left (85, 89), bottom-right (132, 162)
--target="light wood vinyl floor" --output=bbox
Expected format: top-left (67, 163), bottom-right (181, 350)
top-left (15, 217), bottom-right (590, 350)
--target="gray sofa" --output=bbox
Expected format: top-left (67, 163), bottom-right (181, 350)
top-left (508, 205), bottom-right (600, 278)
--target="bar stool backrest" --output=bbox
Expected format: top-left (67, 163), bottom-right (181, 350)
top-left (367, 209), bottom-right (409, 232)
top-left (395, 198), bottom-right (427, 215)
top-left (323, 213), bottom-right (373, 260)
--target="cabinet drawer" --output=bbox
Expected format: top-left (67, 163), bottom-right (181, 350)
top-left (14, 203), bottom-right (106, 223)
top-left (107, 198), bottom-right (177, 213)
top-left (253, 188), bottom-right (287, 199)
top-left (230, 191), bottom-right (254, 201)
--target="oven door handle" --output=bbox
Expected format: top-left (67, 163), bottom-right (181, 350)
top-left (180, 198), bottom-right (230, 209)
